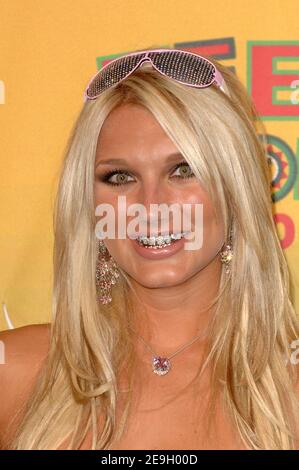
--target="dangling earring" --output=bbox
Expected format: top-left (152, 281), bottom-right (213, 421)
top-left (220, 226), bottom-right (233, 274)
top-left (96, 240), bottom-right (120, 304)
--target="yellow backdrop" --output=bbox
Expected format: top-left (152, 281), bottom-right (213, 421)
top-left (0, 0), bottom-right (298, 330)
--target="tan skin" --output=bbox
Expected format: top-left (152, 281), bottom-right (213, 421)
top-left (0, 104), bottom-right (298, 449)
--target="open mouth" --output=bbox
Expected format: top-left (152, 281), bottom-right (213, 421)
top-left (130, 231), bottom-right (191, 260)
top-left (135, 232), bottom-right (188, 249)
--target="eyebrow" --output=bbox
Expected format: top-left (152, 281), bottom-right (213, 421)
top-left (95, 152), bottom-right (184, 168)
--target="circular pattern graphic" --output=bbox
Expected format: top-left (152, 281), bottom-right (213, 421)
top-left (262, 134), bottom-right (297, 202)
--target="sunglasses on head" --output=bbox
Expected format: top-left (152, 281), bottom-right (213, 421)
top-left (84, 48), bottom-right (227, 101)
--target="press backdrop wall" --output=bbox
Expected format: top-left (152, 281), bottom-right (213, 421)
top-left (0, 0), bottom-right (298, 330)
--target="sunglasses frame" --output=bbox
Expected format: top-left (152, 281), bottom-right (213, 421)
top-left (84, 48), bottom-right (226, 101)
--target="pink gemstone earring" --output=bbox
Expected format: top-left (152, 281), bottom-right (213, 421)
top-left (96, 240), bottom-right (120, 304)
top-left (220, 227), bottom-right (233, 274)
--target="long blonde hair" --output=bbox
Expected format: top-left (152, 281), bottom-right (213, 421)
top-left (8, 48), bottom-right (299, 450)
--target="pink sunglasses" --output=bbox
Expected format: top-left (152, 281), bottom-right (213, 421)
top-left (84, 48), bottom-right (226, 101)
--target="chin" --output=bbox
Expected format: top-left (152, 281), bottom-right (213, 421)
top-left (128, 266), bottom-right (191, 288)
top-left (135, 277), bottom-right (184, 289)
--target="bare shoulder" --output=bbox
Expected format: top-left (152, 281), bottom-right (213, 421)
top-left (0, 323), bottom-right (51, 447)
top-left (0, 322), bottom-right (51, 361)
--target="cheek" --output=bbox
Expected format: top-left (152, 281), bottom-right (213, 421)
top-left (203, 211), bottom-right (224, 250)
top-left (94, 185), bottom-right (116, 207)
top-left (94, 186), bottom-right (124, 239)
top-left (200, 202), bottom-right (225, 259)
top-left (185, 189), bottom-right (224, 255)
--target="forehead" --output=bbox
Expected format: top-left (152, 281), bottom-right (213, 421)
top-left (96, 104), bottom-right (179, 162)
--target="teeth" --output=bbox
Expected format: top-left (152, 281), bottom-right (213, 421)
top-left (171, 233), bottom-right (182, 240)
top-left (137, 232), bottom-right (187, 247)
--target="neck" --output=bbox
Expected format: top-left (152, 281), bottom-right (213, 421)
top-left (126, 254), bottom-right (222, 357)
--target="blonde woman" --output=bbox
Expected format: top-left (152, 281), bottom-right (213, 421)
top-left (0, 48), bottom-right (298, 450)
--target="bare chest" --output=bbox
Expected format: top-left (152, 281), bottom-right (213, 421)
top-left (109, 392), bottom-right (246, 450)
top-left (77, 375), bottom-right (248, 450)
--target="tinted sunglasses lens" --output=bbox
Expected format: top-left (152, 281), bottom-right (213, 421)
top-left (148, 50), bottom-right (215, 86)
top-left (86, 53), bottom-right (145, 99)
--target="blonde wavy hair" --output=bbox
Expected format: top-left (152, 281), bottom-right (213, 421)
top-left (7, 47), bottom-right (299, 450)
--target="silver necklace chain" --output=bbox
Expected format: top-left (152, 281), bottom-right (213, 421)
top-left (128, 325), bottom-right (207, 360)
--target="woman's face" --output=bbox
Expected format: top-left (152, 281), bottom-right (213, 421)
top-left (94, 103), bottom-right (225, 288)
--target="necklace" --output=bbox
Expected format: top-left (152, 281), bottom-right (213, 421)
top-left (128, 325), bottom-right (207, 376)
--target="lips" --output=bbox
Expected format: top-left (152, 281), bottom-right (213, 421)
top-left (130, 232), bottom-right (187, 260)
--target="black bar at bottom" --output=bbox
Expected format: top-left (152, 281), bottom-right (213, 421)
top-left (0, 449), bottom-right (298, 466)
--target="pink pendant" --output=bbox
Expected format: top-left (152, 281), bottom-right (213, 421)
top-left (152, 356), bottom-right (171, 376)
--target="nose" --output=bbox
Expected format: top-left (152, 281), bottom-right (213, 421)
top-left (140, 180), bottom-right (168, 212)
top-left (136, 181), bottom-right (180, 235)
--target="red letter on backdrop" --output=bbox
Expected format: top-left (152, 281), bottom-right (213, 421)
top-left (248, 41), bottom-right (299, 118)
